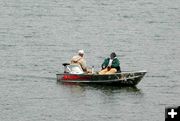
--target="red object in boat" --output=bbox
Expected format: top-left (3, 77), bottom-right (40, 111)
top-left (63, 74), bottom-right (91, 80)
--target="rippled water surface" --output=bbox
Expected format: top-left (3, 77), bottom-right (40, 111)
top-left (0, 0), bottom-right (180, 121)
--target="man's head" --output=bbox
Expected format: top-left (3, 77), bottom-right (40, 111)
top-left (78, 49), bottom-right (84, 57)
top-left (110, 52), bottom-right (116, 59)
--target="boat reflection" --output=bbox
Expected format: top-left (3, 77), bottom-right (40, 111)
top-left (56, 81), bottom-right (142, 95)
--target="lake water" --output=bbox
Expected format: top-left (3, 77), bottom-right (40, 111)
top-left (0, 0), bottom-right (180, 121)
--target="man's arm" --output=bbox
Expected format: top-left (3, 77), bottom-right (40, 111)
top-left (111, 59), bottom-right (120, 68)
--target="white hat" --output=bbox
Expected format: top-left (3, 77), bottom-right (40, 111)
top-left (78, 49), bottom-right (84, 54)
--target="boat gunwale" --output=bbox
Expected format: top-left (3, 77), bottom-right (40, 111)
top-left (56, 70), bottom-right (147, 76)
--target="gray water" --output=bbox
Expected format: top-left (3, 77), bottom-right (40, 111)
top-left (0, 0), bottom-right (180, 121)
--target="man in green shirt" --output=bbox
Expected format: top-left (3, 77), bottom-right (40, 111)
top-left (99, 52), bottom-right (121, 74)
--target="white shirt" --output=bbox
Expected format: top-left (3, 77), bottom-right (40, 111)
top-left (108, 59), bottom-right (113, 67)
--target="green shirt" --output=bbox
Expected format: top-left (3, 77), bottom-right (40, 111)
top-left (102, 57), bottom-right (120, 68)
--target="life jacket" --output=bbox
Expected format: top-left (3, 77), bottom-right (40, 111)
top-left (71, 55), bottom-right (86, 71)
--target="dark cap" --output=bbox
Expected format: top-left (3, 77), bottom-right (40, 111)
top-left (110, 52), bottom-right (116, 58)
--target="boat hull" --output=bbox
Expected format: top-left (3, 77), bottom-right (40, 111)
top-left (56, 70), bottom-right (147, 86)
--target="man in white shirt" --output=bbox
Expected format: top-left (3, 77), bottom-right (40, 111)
top-left (71, 50), bottom-right (87, 72)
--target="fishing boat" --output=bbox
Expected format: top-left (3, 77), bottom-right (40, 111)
top-left (56, 63), bottom-right (147, 86)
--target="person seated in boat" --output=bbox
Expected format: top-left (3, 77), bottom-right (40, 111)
top-left (71, 49), bottom-right (88, 72)
top-left (99, 52), bottom-right (121, 74)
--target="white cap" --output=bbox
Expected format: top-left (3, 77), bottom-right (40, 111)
top-left (78, 49), bottom-right (84, 54)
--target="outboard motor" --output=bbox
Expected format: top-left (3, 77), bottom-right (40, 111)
top-left (62, 63), bottom-right (70, 73)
